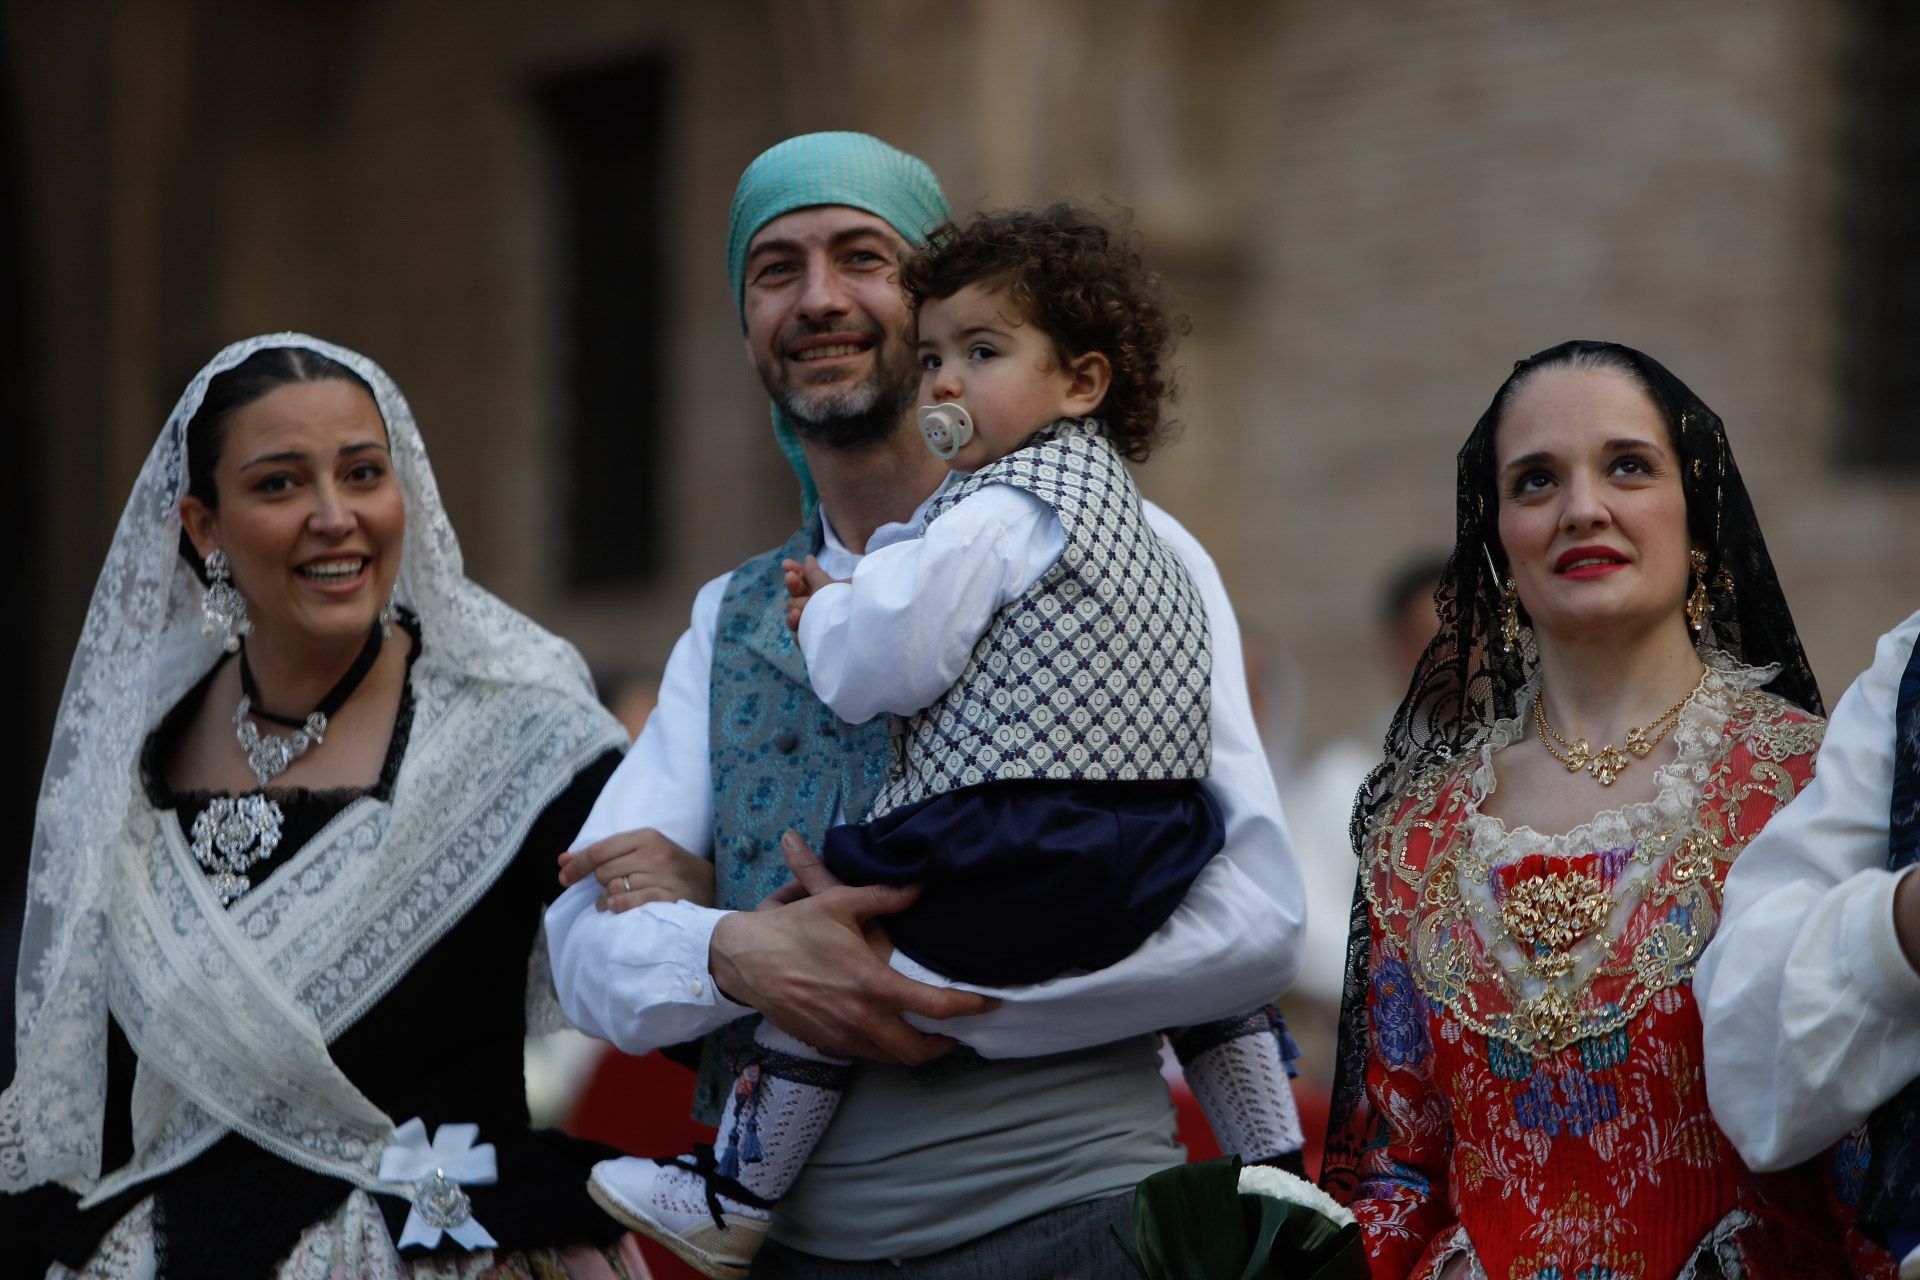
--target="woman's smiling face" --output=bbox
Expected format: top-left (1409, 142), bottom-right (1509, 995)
top-left (1494, 365), bottom-right (1691, 646)
top-left (182, 378), bottom-right (405, 652)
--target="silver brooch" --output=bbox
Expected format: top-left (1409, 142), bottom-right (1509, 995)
top-left (413, 1168), bottom-right (475, 1229)
top-left (189, 794), bottom-right (285, 905)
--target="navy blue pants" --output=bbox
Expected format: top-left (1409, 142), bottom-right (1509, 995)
top-left (822, 779), bottom-right (1225, 987)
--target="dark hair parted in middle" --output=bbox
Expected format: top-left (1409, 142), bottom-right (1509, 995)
top-left (185, 346), bottom-right (377, 509)
top-left (177, 345), bottom-right (379, 580)
top-left (899, 203), bottom-right (1189, 462)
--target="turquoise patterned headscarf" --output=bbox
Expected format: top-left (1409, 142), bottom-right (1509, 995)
top-left (727, 132), bottom-right (950, 517)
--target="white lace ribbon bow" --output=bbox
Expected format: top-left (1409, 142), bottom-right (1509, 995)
top-left (379, 1117), bottom-right (500, 1250)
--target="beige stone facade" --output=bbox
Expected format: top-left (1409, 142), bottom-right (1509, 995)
top-left (10, 0), bottom-right (1918, 770)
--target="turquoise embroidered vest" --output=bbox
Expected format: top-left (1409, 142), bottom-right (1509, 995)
top-left (694, 522), bottom-right (892, 1123)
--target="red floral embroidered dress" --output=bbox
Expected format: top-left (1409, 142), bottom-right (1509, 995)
top-left (1348, 662), bottom-right (1890, 1279)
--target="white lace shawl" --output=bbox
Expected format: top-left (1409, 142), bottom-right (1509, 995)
top-left (0, 334), bottom-right (626, 1200)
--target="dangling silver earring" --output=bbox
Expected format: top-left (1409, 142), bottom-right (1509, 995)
top-left (200, 549), bottom-right (253, 653)
top-left (377, 593), bottom-right (398, 640)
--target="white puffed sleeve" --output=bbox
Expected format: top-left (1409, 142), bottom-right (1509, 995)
top-left (1698, 610), bottom-right (1920, 1169)
top-left (796, 485), bottom-right (1063, 722)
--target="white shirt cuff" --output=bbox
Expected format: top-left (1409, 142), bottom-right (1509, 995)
top-left (641, 899), bottom-right (753, 1012)
top-left (1869, 866), bottom-right (1920, 1003)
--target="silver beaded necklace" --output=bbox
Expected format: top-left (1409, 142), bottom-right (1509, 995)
top-left (189, 625), bottom-right (384, 905)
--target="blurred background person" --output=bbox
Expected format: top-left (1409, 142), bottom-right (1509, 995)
top-left (1280, 556), bottom-right (1447, 1067)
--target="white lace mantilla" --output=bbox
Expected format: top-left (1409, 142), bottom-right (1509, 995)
top-left (0, 334), bottom-right (626, 1201)
top-left (91, 670), bottom-right (616, 1205)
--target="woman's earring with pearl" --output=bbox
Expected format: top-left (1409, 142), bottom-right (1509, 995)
top-left (200, 549), bottom-right (253, 653)
top-left (1686, 548), bottom-right (1712, 635)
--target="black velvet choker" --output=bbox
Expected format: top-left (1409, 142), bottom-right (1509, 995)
top-left (234, 622), bottom-right (383, 785)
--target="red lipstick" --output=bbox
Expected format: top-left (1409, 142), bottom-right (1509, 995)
top-left (1553, 545), bottom-right (1629, 578)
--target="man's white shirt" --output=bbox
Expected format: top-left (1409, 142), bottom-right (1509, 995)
top-left (1697, 609), bottom-right (1920, 1173)
top-left (545, 486), bottom-right (1305, 1059)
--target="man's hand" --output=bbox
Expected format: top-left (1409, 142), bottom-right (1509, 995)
top-left (709, 832), bottom-right (996, 1062)
top-left (558, 827), bottom-right (716, 912)
top-left (781, 555), bottom-right (844, 634)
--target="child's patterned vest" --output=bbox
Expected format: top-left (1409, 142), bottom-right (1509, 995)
top-left (867, 418), bottom-right (1212, 821)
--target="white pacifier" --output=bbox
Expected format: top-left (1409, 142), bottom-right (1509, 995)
top-left (917, 402), bottom-right (974, 460)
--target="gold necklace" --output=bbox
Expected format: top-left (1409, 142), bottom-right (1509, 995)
top-left (1533, 668), bottom-right (1709, 786)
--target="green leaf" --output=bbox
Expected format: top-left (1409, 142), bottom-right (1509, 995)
top-left (1129, 1157), bottom-right (1256, 1279)
top-left (1297, 1226), bottom-right (1369, 1280)
top-left (1238, 1192), bottom-right (1290, 1280)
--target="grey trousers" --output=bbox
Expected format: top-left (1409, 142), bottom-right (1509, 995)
top-left (748, 1193), bottom-right (1138, 1280)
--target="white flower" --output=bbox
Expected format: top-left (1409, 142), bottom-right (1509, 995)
top-left (1237, 1164), bottom-right (1356, 1228)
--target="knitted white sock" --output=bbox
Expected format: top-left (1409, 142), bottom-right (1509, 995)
top-left (632, 1023), bottom-right (852, 1226)
top-left (1180, 1027), bottom-right (1305, 1163)
top-left (710, 1022), bottom-right (851, 1204)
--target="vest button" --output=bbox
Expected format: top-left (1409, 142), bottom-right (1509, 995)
top-left (771, 729), bottom-right (799, 753)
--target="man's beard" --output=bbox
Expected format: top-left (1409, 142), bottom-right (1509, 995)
top-left (759, 330), bottom-right (918, 451)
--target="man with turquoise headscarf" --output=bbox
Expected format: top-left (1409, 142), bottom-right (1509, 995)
top-left (724, 130), bottom-right (949, 520)
top-left (548, 132), bottom-right (1304, 1278)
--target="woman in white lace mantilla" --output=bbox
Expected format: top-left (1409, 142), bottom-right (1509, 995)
top-left (1319, 340), bottom-right (1891, 1279)
top-left (0, 336), bottom-right (651, 1278)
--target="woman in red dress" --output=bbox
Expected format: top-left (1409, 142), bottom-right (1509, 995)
top-left (1320, 340), bottom-right (1890, 1279)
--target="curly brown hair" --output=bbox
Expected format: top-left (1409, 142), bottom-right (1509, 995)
top-left (899, 203), bottom-right (1188, 462)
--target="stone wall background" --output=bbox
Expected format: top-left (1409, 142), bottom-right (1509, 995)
top-left (8, 0), bottom-right (1917, 813)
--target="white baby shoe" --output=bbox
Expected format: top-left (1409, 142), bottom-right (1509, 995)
top-left (588, 1153), bottom-right (772, 1280)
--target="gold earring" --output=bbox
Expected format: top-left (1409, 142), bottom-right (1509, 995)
top-left (1500, 577), bottom-right (1523, 652)
top-left (1686, 548), bottom-right (1711, 634)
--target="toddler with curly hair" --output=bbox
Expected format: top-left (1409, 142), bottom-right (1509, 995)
top-left (590, 205), bottom-right (1304, 1278)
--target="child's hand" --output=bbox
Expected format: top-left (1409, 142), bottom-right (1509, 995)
top-left (782, 555), bottom-right (845, 633)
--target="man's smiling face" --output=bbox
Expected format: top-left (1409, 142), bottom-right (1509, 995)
top-left (740, 205), bottom-right (919, 449)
